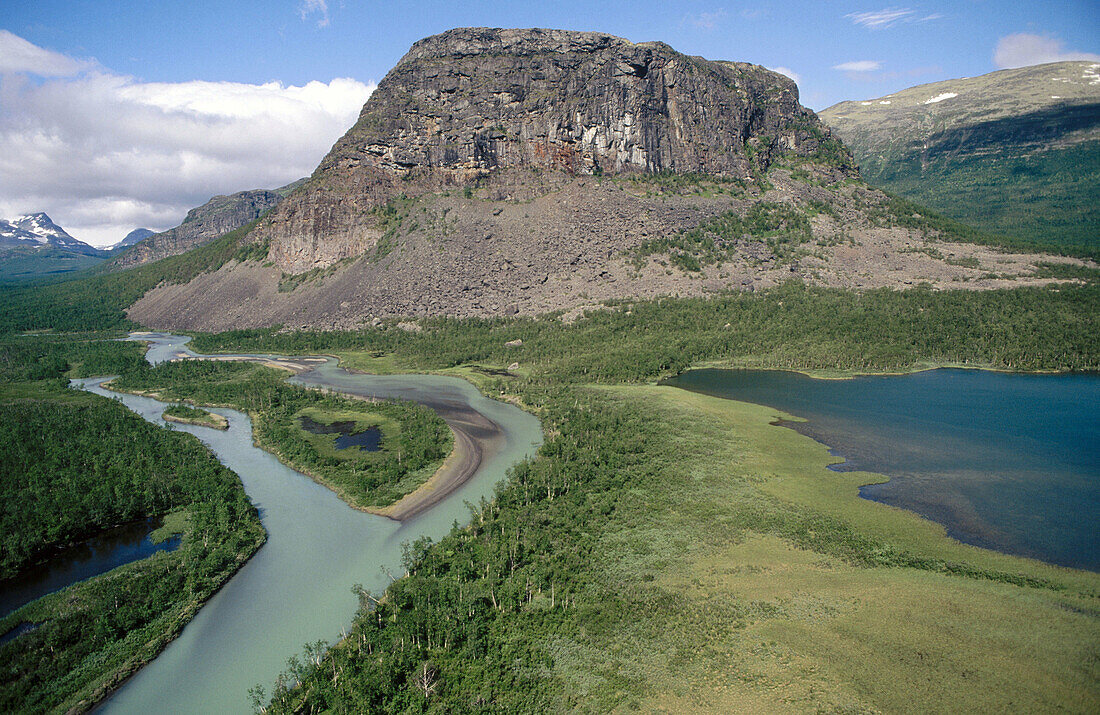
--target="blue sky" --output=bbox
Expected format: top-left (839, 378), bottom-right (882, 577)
top-left (1, 1), bottom-right (1098, 244)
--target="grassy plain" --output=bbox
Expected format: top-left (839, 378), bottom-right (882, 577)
top-left (566, 386), bottom-right (1098, 712)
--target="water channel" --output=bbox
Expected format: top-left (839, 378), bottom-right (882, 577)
top-left (75, 333), bottom-right (542, 713)
top-left (0, 517), bottom-right (179, 619)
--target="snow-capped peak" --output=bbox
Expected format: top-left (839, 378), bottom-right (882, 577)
top-left (0, 213), bottom-right (102, 255)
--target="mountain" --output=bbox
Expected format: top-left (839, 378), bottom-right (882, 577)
top-left (108, 228), bottom-right (156, 251)
top-left (111, 186), bottom-right (297, 268)
top-left (819, 61), bottom-right (1100, 252)
top-left (0, 213), bottom-right (108, 282)
top-left (127, 28), bottom-right (1086, 332)
top-left (0, 213), bottom-right (102, 256)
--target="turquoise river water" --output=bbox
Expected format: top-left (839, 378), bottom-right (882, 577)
top-left (75, 333), bottom-right (542, 714)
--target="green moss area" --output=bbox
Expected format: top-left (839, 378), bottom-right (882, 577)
top-left (263, 383), bottom-right (1098, 713)
top-left (110, 361), bottom-right (453, 510)
top-left (0, 382), bottom-right (265, 714)
top-left (163, 404), bottom-right (227, 430)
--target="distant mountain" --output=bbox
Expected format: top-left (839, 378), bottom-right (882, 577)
top-left (112, 181), bottom-right (303, 268)
top-left (0, 213), bottom-right (108, 282)
top-left (0, 213), bottom-right (103, 256)
top-left (108, 228), bottom-right (156, 251)
top-left (819, 61), bottom-right (1100, 252)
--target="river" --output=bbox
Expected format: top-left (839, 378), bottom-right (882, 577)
top-left (77, 333), bottom-right (542, 713)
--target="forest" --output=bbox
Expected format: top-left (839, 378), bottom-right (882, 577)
top-left (0, 372), bottom-right (265, 713)
top-left (192, 281), bottom-right (1100, 380)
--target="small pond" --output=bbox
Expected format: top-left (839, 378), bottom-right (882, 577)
top-left (298, 415), bottom-right (383, 451)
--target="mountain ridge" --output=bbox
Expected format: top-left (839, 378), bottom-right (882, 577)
top-left (819, 61), bottom-right (1100, 251)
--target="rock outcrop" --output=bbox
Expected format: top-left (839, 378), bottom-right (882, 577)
top-left (126, 29), bottom-right (1086, 332)
top-left (253, 27), bottom-right (850, 273)
top-left (113, 188), bottom-right (287, 268)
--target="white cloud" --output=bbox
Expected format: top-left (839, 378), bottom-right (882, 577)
top-left (833, 60), bottom-right (882, 72)
top-left (299, 0), bottom-right (331, 28)
top-left (685, 9), bottom-right (727, 30)
top-left (0, 33), bottom-right (374, 246)
top-left (845, 8), bottom-right (914, 29)
top-left (767, 66), bottom-right (802, 85)
top-left (993, 33), bottom-right (1100, 69)
top-left (0, 30), bottom-right (92, 76)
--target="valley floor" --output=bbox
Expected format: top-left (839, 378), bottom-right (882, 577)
top-left (261, 370), bottom-right (1098, 712)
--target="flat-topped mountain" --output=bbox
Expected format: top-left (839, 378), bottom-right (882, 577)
top-left (820, 62), bottom-right (1100, 249)
top-left (254, 27), bottom-right (847, 274)
top-left (128, 29), bottom-right (1085, 331)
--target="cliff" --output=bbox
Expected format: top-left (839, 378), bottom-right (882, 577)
top-left (252, 27), bottom-right (850, 273)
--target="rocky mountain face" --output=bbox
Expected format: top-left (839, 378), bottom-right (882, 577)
top-left (819, 62), bottom-right (1100, 249)
top-left (0, 213), bottom-right (101, 256)
top-left (252, 27), bottom-right (847, 274)
top-left (112, 189), bottom-right (288, 268)
top-left (127, 29), bottom-right (1086, 331)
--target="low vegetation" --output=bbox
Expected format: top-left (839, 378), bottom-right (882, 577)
top-left (633, 201), bottom-right (813, 270)
top-left (163, 403), bottom-right (227, 430)
top-left (259, 381), bottom-right (1098, 712)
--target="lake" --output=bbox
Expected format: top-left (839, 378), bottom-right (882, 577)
top-left (662, 368), bottom-right (1099, 571)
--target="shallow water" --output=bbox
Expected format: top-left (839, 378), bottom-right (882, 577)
top-left (663, 368), bottom-right (1099, 571)
top-left (80, 333), bottom-right (542, 714)
top-left (0, 517), bottom-right (179, 618)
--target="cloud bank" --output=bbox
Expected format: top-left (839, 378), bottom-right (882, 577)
top-left (993, 33), bottom-right (1100, 69)
top-left (0, 31), bottom-right (373, 246)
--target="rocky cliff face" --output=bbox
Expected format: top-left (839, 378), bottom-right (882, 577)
top-left (113, 189), bottom-right (285, 268)
top-left (127, 29), bottom-right (1085, 332)
top-left (255, 27), bottom-right (849, 273)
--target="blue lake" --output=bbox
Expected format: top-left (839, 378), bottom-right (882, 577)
top-left (662, 368), bottom-right (1099, 571)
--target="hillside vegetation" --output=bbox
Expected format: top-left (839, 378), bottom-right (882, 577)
top-left (821, 61), bottom-right (1100, 254)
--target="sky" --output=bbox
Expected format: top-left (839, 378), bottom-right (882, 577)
top-left (1, 1), bottom-right (1098, 246)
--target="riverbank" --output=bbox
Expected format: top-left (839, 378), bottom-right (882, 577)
top-left (85, 336), bottom-right (543, 713)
